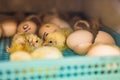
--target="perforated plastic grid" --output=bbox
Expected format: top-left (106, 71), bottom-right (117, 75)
top-left (0, 57), bottom-right (120, 80)
top-left (0, 37), bottom-right (12, 60)
top-left (0, 26), bottom-right (120, 80)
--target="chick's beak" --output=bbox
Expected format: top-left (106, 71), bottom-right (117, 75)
top-left (30, 39), bottom-right (35, 46)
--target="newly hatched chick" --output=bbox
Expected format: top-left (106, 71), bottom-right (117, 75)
top-left (25, 34), bottom-right (43, 52)
top-left (43, 31), bottom-right (67, 51)
top-left (6, 33), bottom-right (26, 54)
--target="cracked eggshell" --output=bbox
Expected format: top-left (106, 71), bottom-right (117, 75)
top-left (87, 44), bottom-right (120, 56)
top-left (94, 31), bottom-right (115, 44)
top-left (17, 20), bottom-right (37, 34)
top-left (67, 30), bottom-right (93, 54)
top-left (2, 20), bottom-right (17, 37)
top-left (73, 20), bottom-right (90, 31)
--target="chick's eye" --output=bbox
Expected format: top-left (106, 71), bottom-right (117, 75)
top-left (36, 40), bottom-right (38, 43)
top-left (49, 41), bottom-right (53, 43)
top-left (27, 40), bottom-right (29, 42)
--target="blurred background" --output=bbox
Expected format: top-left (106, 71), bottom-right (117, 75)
top-left (0, 0), bottom-right (120, 33)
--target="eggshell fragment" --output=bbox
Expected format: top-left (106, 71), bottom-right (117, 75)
top-left (17, 20), bottom-right (37, 34)
top-left (2, 20), bottom-right (17, 37)
top-left (67, 30), bottom-right (93, 55)
top-left (94, 31), bottom-right (115, 44)
top-left (87, 44), bottom-right (120, 56)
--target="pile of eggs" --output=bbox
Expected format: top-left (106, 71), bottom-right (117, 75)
top-left (67, 20), bottom-right (119, 56)
top-left (0, 13), bottom-right (120, 61)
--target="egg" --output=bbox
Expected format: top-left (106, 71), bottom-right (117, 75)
top-left (10, 51), bottom-right (31, 61)
top-left (31, 46), bottom-right (63, 59)
top-left (67, 30), bottom-right (94, 55)
top-left (38, 23), bottom-right (60, 37)
top-left (73, 43), bottom-right (92, 55)
top-left (87, 44), bottom-right (120, 56)
top-left (94, 31), bottom-right (115, 44)
top-left (17, 20), bottom-right (37, 34)
top-left (2, 20), bottom-right (17, 37)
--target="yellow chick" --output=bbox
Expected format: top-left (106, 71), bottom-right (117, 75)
top-left (25, 34), bottom-right (43, 52)
top-left (31, 46), bottom-right (63, 59)
top-left (43, 31), bottom-right (68, 51)
top-left (6, 33), bottom-right (26, 54)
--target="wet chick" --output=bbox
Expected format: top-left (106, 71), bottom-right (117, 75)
top-left (6, 33), bottom-right (26, 54)
top-left (43, 31), bottom-right (67, 51)
top-left (25, 34), bottom-right (43, 52)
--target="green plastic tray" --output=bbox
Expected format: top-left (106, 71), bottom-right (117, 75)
top-left (0, 26), bottom-right (120, 80)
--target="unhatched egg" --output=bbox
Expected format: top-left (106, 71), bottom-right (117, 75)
top-left (17, 20), bottom-right (37, 34)
top-left (73, 43), bottom-right (92, 55)
top-left (67, 30), bottom-right (94, 55)
top-left (2, 20), bottom-right (17, 37)
top-left (87, 44), bottom-right (120, 56)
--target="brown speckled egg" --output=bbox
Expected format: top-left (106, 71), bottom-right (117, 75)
top-left (67, 30), bottom-right (93, 55)
top-left (17, 20), bottom-right (37, 34)
top-left (2, 20), bottom-right (17, 37)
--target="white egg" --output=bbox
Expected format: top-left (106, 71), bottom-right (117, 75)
top-left (73, 43), bottom-right (92, 55)
top-left (67, 30), bottom-right (93, 55)
top-left (10, 51), bottom-right (31, 61)
top-left (87, 44), bottom-right (120, 56)
top-left (2, 20), bottom-right (17, 37)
